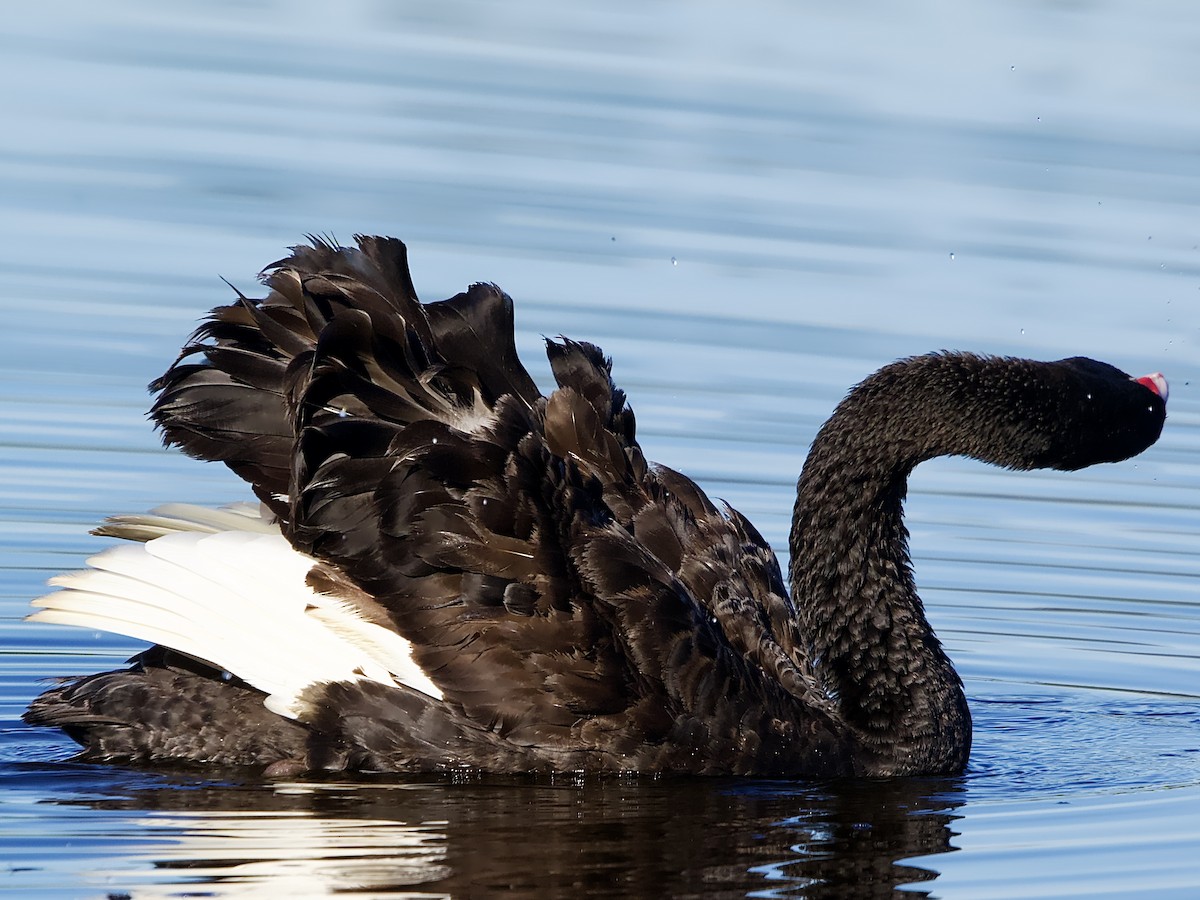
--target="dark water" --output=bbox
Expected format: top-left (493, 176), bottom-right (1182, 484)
top-left (3, 2), bottom-right (1200, 897)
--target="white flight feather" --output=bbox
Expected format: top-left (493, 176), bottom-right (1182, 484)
top-left (98, 501), bottom-right (280, 541)
top-left (28, 504), bottom-right (444, 719)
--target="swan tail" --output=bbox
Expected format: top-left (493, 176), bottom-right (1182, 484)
top-left (22, 648), bottom-right (312, 766)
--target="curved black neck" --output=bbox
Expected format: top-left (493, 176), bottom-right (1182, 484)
top-left (784, 351), bottom-right (1165, 774)
top-left (788, 364), bottom-right (975, 775)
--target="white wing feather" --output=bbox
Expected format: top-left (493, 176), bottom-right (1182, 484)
top-left (29, 504), bottom-right (443, 719)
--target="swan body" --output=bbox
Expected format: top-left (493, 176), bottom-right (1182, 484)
top-left (24, 236), bottom-right (1168, 776)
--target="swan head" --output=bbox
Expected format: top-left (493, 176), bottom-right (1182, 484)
top-left (826, 353), bottom-right (1168, 475)
top-left (1031, 357), bottom-right (1167, 471)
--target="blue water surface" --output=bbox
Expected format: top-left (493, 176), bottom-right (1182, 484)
top-left (2, 2), bottom-right (1200, 897)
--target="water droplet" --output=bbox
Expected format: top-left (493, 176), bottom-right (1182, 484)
top-left (1020, 328), bottom-right (1025, 335)
top-left (1036, 116), bottom-right (1041, 122)
top-left (671, 257), bottom-right (677, 267)
top-left (949, 252), bottom-right (955, 260)
top-left (431, 437), bottom-right (438, 444)
top-left (1010, 65), bottom-right (1015, 71)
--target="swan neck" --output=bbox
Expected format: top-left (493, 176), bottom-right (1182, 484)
top-left (789, 406), bottom-right (970, 775)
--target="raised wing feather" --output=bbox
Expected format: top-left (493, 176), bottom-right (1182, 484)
top-left (138, 235), bottom-right (841, 772)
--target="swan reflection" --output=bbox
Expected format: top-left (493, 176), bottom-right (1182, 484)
top-left (86, 802), bottom-right (448, 898)
top-left (40, 775), bottom-right (961, 898)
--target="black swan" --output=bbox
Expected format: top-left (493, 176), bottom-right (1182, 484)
top-left (24, 236), bottom-right (1168, 777)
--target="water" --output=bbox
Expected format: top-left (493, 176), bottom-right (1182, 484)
top-left (2, 1), bottom-right (1200, 896)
